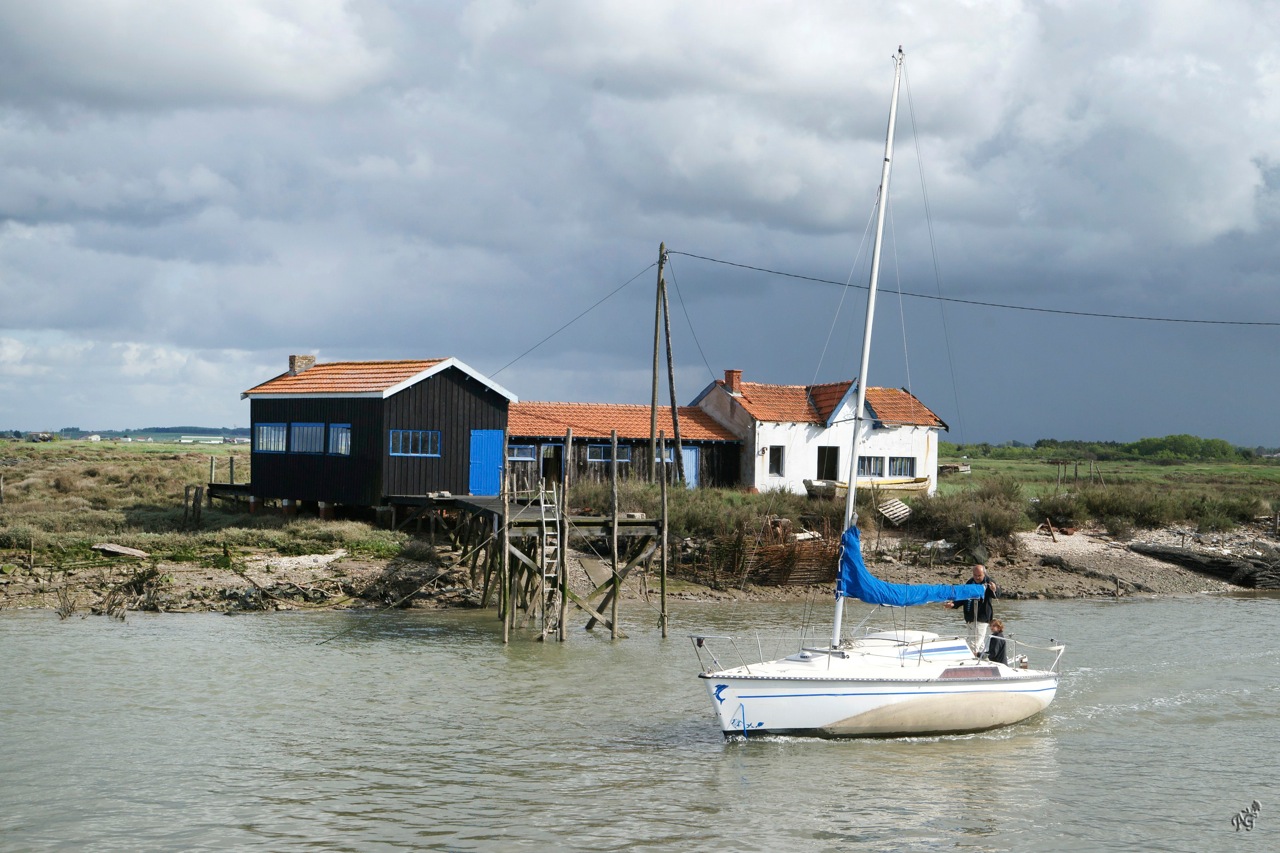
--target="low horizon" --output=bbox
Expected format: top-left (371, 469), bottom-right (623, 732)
top-left (7, 425), bottom-right (1278, 454)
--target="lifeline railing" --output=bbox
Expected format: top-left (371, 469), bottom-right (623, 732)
top-left (690, 627), bottom-right (1066, 675)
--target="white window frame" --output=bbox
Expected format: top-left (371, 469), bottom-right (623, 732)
top-left (768, 446), bottom-right (785, 476)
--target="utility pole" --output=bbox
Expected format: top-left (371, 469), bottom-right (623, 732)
top-left (661, 268), bottom-right (685, 485)
top-left (649, 242), bottom-right (666, 482)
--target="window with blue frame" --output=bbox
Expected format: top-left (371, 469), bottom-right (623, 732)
top-left (858, 455), bottom-right (885, 477)
top-left (290, 423), bottom-right (324, 454)
top-left (390, 429), bottom-right (441, 457)
top-left (587, 444), bottom-right (632, 462)
top-left (254, 423), bottom-right (286, 453)
top-left (654, 445), bottom-right (675, 464)
top-left (329, 424), bottom-right (352, 456)
top-left (888, 456), bottom-right (916, 477)
top-left (507, 444), bottom-right (536, 461)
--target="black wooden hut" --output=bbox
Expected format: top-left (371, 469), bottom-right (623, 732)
top-left (242, 355), bottom-right (516, 509)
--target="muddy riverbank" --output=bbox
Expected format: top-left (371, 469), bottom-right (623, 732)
top-left (2, 523), bottom-right (1268, 616)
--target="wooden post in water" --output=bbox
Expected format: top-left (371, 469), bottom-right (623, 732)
top-left (559, 427), bottom-right (572, 641)
top-left (659, 431), bottom-right (669, 638)
top-left (501, 468), bottom-right (511, 644)
top-left (611, 429), bottom-right (620, 640)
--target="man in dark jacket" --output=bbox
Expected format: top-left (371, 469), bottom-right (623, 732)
top-left (946, 564), bottom-right (997, 655)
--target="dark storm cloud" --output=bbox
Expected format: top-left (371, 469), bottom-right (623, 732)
top-left (1, 0), bottom-right (1278, 444)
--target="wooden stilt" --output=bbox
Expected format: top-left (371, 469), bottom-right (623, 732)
top-left (558, 427), bottom-right (572, 641)
top-left (501, 474), bottom-right (511, 643)
top-left (610, 430), bottom-right (620, 640)
top-left (659, 431), bottom-right (669, 639)
top-left (468, 517), bottom-right (484, 588)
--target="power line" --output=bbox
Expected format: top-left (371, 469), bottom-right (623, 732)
top-left (667, 250), bottom-right (1280, 327)
top-left (492, 262), bottom-right (657, 377)
top-left (664, 255), bottom-right (717, 384)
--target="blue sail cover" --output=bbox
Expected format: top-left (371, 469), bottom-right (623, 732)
top-left (835, 525), bottom-right (986, 606)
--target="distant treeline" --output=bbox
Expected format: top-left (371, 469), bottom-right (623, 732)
top-left (137, 426), bottom-right (250, 436)
top-left (42, 426), bottom-right (252, 438)
top-left (943, 434), bottom-right (1280, 462)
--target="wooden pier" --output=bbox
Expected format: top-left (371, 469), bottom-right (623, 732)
top-left (207, 429), bottom-right (671, 643)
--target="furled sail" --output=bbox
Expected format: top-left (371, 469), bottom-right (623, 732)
top-left (836, 525), bottom-right (986, 606)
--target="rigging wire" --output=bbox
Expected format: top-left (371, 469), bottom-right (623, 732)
top-left (904, 59), bottom-right (967, 444)
top-left (662, 256), bottom-right (717, 386)
top-left (887, 196), bottom-right (913, 396)
top-left (492, 262), bottom-right (657, 378)
top-left (811, 201), bottom-right (879, 387)
top-left (665, 250), bottom-right (1280, 327)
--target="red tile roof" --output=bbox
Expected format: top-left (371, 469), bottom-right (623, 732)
top-left (807, 381), bottom-right (853, 421)
top-left (243, 360), bottom-right (447, 396)
top-left (865, 387), bottom-right (947, 428)
top-left (721, 379), bottom-right (944, 428)
top-left (510, 402), bottom-right (738, 442)
top-left (728, 381), bottom-right (827, 423)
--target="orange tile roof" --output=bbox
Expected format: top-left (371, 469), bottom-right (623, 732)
top-left (730, 381), bottom-right (828, 423)
top-left (510, 402), bottom-right (738, 442)
top-left (807, 381), bottom-right (854, 421)
top-left (243, 360), bottom-right (446, 396)
top-left (865, 387), bottom-right (947, 428)
top-left (721, 379), bottom-right (944, 428)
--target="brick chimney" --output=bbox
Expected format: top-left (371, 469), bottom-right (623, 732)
top-left (288, 354), bottom-right (316, 376)
top-left (724, 369), bottom-right (742, 394)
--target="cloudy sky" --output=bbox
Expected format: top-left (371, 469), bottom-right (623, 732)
top-left (2, 1), bottom-right (1278, 446)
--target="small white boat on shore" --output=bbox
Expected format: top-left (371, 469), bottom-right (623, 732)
top-left (804, 477), bottom-right (931, 500)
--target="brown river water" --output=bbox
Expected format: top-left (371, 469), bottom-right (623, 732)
top-left (3, 594), bottom-right (1278, 851)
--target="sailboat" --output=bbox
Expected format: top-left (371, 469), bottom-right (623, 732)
top-left (691, 48), bottom-right (1064, 738)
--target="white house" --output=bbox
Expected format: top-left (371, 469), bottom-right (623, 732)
top-left (692, 369), bottom-right (948, 496)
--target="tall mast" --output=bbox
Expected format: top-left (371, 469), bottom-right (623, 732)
top-left (832, 46), bottom-right (904, 649)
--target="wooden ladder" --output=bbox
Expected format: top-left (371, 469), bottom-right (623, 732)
top-left (538, 484), bottom-right (563, 638)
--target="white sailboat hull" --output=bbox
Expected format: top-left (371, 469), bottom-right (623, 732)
top-left (697, 633), bottom-right (1059, 738)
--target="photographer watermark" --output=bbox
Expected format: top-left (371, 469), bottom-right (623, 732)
top-left (1231, 800), bottom-right (1261, 832)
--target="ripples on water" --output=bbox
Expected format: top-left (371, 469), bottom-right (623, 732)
top-left (3, 594), bottom-right (1278, 851)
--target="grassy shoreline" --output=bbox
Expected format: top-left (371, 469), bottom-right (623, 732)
top-left (3, 439), bottom-right (1276, 615)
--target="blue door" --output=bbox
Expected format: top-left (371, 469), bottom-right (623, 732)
top-left (681, 446), bottom-right (699, 489)
top-left (469, 430), bottom-right (504, 496)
